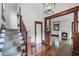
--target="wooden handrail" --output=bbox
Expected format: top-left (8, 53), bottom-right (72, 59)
top-left (19, 15), bottom-right (32, 56)
top-left (20, 16), bottom-right (27, 32)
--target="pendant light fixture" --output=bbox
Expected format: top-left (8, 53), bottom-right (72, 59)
top-left (43, 3), bottom-right (56, 15)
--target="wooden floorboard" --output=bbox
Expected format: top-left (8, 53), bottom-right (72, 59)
top-left (31, 40), bottom-right (72, 56)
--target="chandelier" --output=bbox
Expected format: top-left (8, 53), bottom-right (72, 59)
top-left (43, 3), bottom-right (56, 15)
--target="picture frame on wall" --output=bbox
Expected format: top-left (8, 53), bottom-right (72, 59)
top-left (53, 23), bottom-right (60, 31)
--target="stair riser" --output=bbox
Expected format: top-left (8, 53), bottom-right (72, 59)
top-left (2, 30), bottom-right (21, 56)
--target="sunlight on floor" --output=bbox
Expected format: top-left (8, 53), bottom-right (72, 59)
top-left (31, 40), bottom-right (72, 56)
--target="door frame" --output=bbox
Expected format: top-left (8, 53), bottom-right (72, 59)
top-left (35, 21), bottom-right (43, 45)
top-left (45, 6), bottom-right (79, 46)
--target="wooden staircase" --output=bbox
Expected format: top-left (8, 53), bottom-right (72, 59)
top-left (19, 15), bottom-right (32, 56)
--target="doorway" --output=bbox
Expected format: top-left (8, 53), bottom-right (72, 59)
top-left (35, 21), bottom-right (43, 53)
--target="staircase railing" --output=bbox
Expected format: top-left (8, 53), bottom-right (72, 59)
top-left (0, 24), bottom-right (6, 56)
top-left (19, 15), bottom-right (32, 56)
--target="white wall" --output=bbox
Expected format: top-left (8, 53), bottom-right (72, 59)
top-left (51, 13), bottom-right (74, 37)
top-left (5, 3), bottom-right (17, 29)
top-left (21, 3), bottom-right (44, 43)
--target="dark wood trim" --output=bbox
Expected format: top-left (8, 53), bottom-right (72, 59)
top-left (45, 6), bottom-right (79, 19)
top-left (20, 15), bottom-right (27, 55)
top-left (20, 15), bottom-right (27, 31)
top-left (51, 34), bottom-right (59, 37)
top-left (72, 21), bottom-right (79, 32)
top-left (72, 11), bottom-right (79, 55)
top-left (49, 19), bottom-right (51, 32)
top-left (44, 18), bottom-right (47, 32)
top-left (44, 19), bottom-right (51, 32)
top-left (44, 19), bottom-right (46, 30)
top-left (44, 18), bottom-right (51, 46)
top-left (19, 15), bottom-right (32, 56)
top-left (35, 21), bottom-right (43, 45)
top-left (72, 21), bottom-right (79, 23)
top-left (74, 11), bottom-right (78, 32)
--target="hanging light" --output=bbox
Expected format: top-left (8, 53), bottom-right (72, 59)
top-left (43, 3), bottom-right (56, 15)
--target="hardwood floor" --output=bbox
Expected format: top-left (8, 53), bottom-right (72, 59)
top-left (31, 43), bottom-right (49, 55)
top-left (31, 40), bottom-right (72, 56)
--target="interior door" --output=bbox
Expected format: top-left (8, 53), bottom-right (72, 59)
top-left (36, 24), bottom-right (42, 44)
top-left (35, 21), bottom-right (42, 53)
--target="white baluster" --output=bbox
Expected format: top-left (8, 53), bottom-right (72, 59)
top-left (0, 29), bottom-right (6, 56)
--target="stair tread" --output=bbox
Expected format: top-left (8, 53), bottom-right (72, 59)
top-left (3, 51), bottom-right (21, 56)
top-left (3, 47), bottom-right (21, 56)
top-left (2, 29), bottom-right (22, 56)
